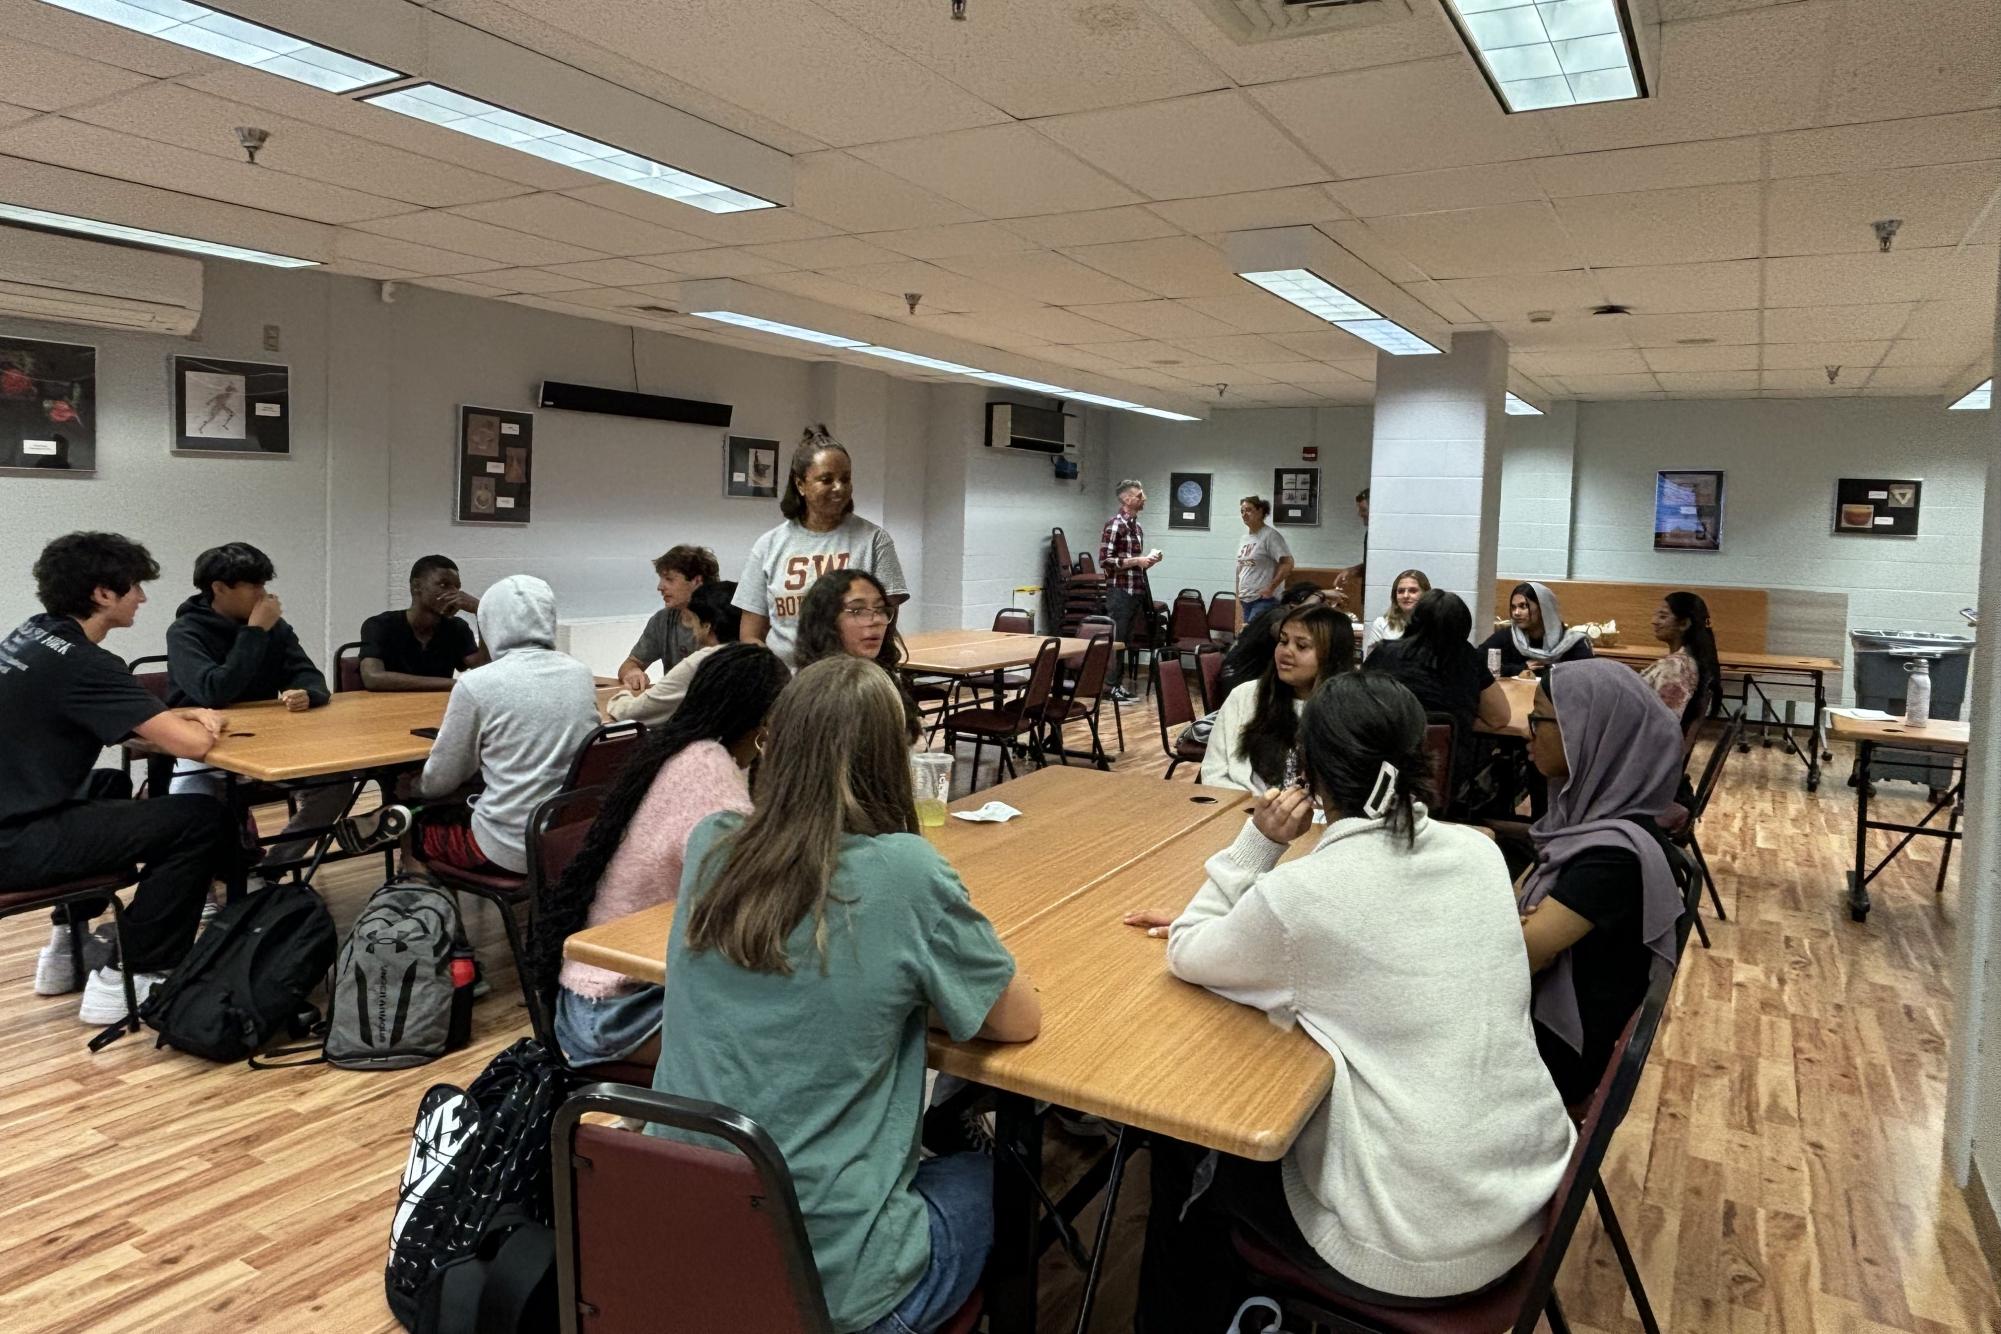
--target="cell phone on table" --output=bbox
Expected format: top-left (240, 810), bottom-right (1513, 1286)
top-left (410, 726), bottom-right (440, 740)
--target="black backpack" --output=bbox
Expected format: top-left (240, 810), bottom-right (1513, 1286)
top-left (386, 1040), bottom-right (573, 1333)
top-left (140, 881), bottom-right (337, 1062)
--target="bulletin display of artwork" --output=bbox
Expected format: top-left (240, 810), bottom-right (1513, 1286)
top-left (1653, 470), bottom-right (1724, 552)
top-left (172, 356), bottom-right (290, 456)
top-left (0, 335), bottom-right (95, 474)
top-left (1833, 478), bottom-right (1921, 537)
top-left (457, 405), bottom-right (533, 524)
top-left (1168, 471), bottom-right (1212, 530)
top-left (1272, 467), bottom-right (1320, 527)
top-left (726, 435), bottom-right (779, 499)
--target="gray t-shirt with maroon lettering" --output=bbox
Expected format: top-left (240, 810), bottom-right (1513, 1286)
top-left (732, 514), bottom-right (907, 665)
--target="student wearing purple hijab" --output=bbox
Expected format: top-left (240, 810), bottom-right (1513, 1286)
top-left (1518, 658), bottom-right (1684, 1104)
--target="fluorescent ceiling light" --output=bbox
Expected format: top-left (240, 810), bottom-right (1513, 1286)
top-left (1240, 269), bottom-right (1440, 356)
top-left (1442, 0), bottom-right (1647, 113)
top-left (689, 311), bottom-right (1198, 421)
top-left (38, 0), bottom-right (399, 92)
top-left (363, 84), bottom-right (775, 214)
top-left (1504, 393), bottom-right (1543, 415)
top-left (0, 203), bottom-right (318, 268)
top-left (1949, 378), bottom-right (1991, 410)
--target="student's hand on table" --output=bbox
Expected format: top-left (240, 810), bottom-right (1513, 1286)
top-left (1123, 908), bottom-right (1177, 939)
top-left (1252, 787), bottom-right (1315, 844)
top-left (278, 688), bottom-right (310, 712)
top-left (619, 665), bottom-right (650, 692)
top-left (248, 592), bottom-right (284, 631)
top-left (175, 707), bottom-right (228, 738)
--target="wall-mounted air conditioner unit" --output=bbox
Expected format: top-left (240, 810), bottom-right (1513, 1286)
top-left (985, 401), bottom-right (1077, 458)
top-left (0, 228), bottom-right (204, 335)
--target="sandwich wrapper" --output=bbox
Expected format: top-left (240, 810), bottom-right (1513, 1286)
top-left (953, 802), bottom-right (1023, 823)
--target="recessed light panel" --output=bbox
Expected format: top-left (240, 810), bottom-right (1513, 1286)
top-left (1442, 0), bottom-right (1646, 113)
top-left (38, 0), bottom-right (400, 92)
top-left (364, 84), bottom-right (776, 214)
top-left (0, 203), bottom-right (318, 268)
top-left (1949, 378), bottom-right (1991, 410)
top-left (1504, 393), bottom-right (1543, 415)
top-left (1239, 270), bottom-right (1440, 356)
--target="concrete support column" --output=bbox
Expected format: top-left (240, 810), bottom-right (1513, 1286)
top-left (1366, 330), bottom-right (1509, 630)
top-left (1498, 399), bottom-right (1578, 583)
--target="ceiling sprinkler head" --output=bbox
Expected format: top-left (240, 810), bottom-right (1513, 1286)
top-left (905, 292), bottom-right (922, 315)
top-left (234, 126), bottom-right (269, 164)
top-left (1215, 383), bottom-right (1228, 399)
top-left (1872, 218), bottom-right (1902, 253)
top-left (1826, 364), bottom-right (1841, 384)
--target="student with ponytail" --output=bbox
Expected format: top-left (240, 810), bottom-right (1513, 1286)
top-left (1643, 591), bottom-right (1720, 732)
top-left (538, 642), bottom-right (790, 1068)
top-left (1126, 672), bottom-right (1575, 1324)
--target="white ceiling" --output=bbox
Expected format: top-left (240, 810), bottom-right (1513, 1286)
top-left (0, 0), bottom-right (1996, 408)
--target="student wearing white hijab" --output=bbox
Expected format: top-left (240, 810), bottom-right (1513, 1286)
top-left (1478, 581), bottom-right (1594, 677)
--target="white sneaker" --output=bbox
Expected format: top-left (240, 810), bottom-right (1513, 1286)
top-left (77, 965), bottom-right (161, 1026)
top-left (34, 924), bottom-right (113, 996)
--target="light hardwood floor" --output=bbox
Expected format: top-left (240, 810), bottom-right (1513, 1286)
top-left (0, 700), bottom-right (1991, 1333)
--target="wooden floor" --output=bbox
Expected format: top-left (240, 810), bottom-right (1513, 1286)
top-left (0, 698), bottom-right (1992, 1333)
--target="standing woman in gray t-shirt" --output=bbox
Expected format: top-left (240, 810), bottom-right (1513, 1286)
top-left (734, 425), bottom-right (909, 665)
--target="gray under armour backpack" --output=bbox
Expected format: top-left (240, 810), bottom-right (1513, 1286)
top-left (324, 879), bottom-right (470, 1070)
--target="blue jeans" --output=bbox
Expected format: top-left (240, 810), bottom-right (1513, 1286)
top-left (860, 1153), bottom-right (993, 1334)
top-left (1240, 597), bottom-right (1278, 629)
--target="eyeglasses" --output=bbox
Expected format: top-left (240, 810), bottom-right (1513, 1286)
top-left (840, 603), bottom-right (893, 624)
top-left (1526, 711), bottom-right (1555, 737)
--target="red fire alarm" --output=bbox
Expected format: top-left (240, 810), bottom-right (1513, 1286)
top-left (1302, 446), bottom-right (1318, 462)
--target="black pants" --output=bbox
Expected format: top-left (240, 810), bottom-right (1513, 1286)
top-left (0, 771), bottom-right (233, 973)
top-left (1136, 1139), bottom-right (1451, 1333)
top-left (1108, 586), bottom-right (1143, 684)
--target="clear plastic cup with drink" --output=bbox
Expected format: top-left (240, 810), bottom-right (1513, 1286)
top-left (911, 753), bottom-right (953, 828)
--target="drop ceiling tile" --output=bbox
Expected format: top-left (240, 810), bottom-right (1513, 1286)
top-left (1622, 310), bottom-right (1762, 347)
top-left (352, 212), bottom-right (606, 267)
top-left (859, 222), bottom-right (1038, 260)
top-left (1064, 338), bottom-right (1189, 365)
top-left (1247, 362), bottom-right (1364, 387)
top-left (1168, 333), bottom-right (1298, 363)
top-left (1314, 220), bottom-right (1428, 285)
top-left (537, 258), bottom-right (687, 285)
top-left (454, 268), bottom-right (601, 295)
top-left (1899, 301), bottom-right (1995, 339)
top-left (1251, 58), bottom-right (1561, 180)
top-left (332, 230), bottom-right (493, 276)
top-left (1767, 164), bottom-right (2001, 257)
top-left (1642, 344), bottom-right (1761, 372)
top-left (1328, 165), bottom-right (1547, 219)
top-left (791, 151), bottom-right (979, 233)
top-left (1865, 365), bottom-right (1962, 390)
top-left (1485, 318), bottom-right (1637, 351)
top-left (1533, 349), bottom-right (1652, 376)
top-left (1761, 368), bottom-right (1850, 390)
top-left (6, 4), bottom-right (213, 76)
top-left (1035, 91), bottom-right (1330, 202)
top-left (549, 286), bottom-right (675, 313)
top-left (1769, 110), bottom-right (2001, 177)
top-left (0, 36), bottom-right (154, 112)
top-left (1175, 365), bottom-right (1277, 386)
top-left (1434, 271), bottom-right (1606, 323)
top-left (1144, 186), bottom-right (1348, 235)
top-left (1652, 370), bottom-right (1762, 394)
top-left (1760, 340), bottom-right (1890, 371)
top-left (1557, 373), bottom-right (1663, 395)
top-left (1821, 0), bottom-right (2001, 123)
top-left (741, 236), bottom-right (910, 270)
top-left (323, 259), bottom-right (423, 282)
top-left (1880, 338), bottom-right (1986, 367)
top-left (566, 185), bottom-right (837, 245)
top-left (1405, 280), bottom-right (1479, 326)
top-left (1762, 303), bottom-right (1914, 344)
top-left (1252, 384), bottom-right (1348, 405)
top-left (1266, 330), bottom-right (1382, 363)
top-left (0, 102), bottom-right (33, 129)
top-left (0, 153), bottom-right (332, 258)
top-left (1555, 185), bottom-right (1761, 269)
top-left (449, 195), bottom-right (711, 255)
top-left (1177, 290), bottom-right (1334, 334)
top-left (1058, 236), bottom-right (1241, 299)
top-left (1364, 203), bottom-right (1582, 279)
top-left (1002, 207), bottom-right (1185, 248)
top-left (1030, 345), bottom-right (1135, 376)
top-left (1764, 250), bottom-right (1953, 308)
top-left (1107, 366), bottom-right (1214, 390)
top-left (1531, 139), bottom-right (1765, 199)
top-left (1081, 299), bottom-right (1245, 340)
top-left (970, 305), bottom-right (1137, 345)
top-left (645, 247), bottom-right (797, 278)
top-left (410, 274), bottom-right (514, 299)
top-left (1596, 261), bottom-right (1761, 314)
top-left (852, 125), bottom-right (1142, 219)
top-left (746, 271), bottom-right (911, 320)
top-left (933, 251), bottom-right (1153, 305)
top-left (904, 313), bottom-right (1059, 352)
top-left (814, 260), bottom-right (1041, 313)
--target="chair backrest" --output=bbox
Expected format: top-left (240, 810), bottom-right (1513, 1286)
top-left (1169, 597), bottom-right (1209, 643)
top-left (1067, 633), bottom-right (1113, 705)
top-left (1207, 593), bottom-right (1238, 636)
top-left (565, 720), bottom-right (647, 792)
top-left (1504, 955), bottom-right (1676, 1334)
top-left (1155, 655), bottom-right (1197, 734)
top-left (992, 607), bottom-right (1034, 635)
top-left (1686, 708), bottom-right (1745, 825)
top-left (525, 785), bottom-right (605, 1049)
top-left (126, 653), bottom-right (171, 702)
top-left (1015, 638), bottom-right (1064, 714)
top-left (1076, 614), bottom-right (1115, 641)
top-left (332, 640), bottom-right (365, 693)
top-left (554, 1083), bottom-right (836, 1334)
top-left (1074, 551), bottom-right (1097, 576)
top-left (1422, 719), bottom-right (1455, 813)
top-left (1196, 645), bottom-right (1226, 713)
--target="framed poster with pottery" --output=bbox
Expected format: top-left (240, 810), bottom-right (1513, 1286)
top-left (457, 405), bottom-right (533, 524)
top-left (1653, 470), bottom-right (1723, 552)
top-left (1272, 467), bottom-right (1320, 526)
top-left (0, 335), bottom-right (94, 474)
top-left (726, 435), bottom-right (779, 499)
top-left (1168, 471), bottom-right (1212, 530)
top-left (172, 356), bottom-right (289, 456)
top-left (1834, 478), bottom-right (1920, 536)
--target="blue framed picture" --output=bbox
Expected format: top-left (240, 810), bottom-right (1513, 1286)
top-left (1653, 470), bottom-right (1723, 552)
top-left (1169, 471), bottom-right (1211, 530)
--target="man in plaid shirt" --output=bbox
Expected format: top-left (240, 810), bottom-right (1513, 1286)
top-left (1099, 478), bottom-right (1160, 702)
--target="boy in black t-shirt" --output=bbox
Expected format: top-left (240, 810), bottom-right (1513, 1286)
top-left (357, 554), bottom-right (486, 691)
top-left (0, 533), bottom-right (235, 1024)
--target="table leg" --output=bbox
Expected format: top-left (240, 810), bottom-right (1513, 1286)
top-left (224, 773), bottom-right (251, 903)
top-left (1809, 670), bottom-right (1826, 790)
top-left (1938, 771), bottom-right (1965, 897)
top-left (1848, 740), bottom-right (1873, 922)
top-left (987, 1091), bottom-right (1043, 1334)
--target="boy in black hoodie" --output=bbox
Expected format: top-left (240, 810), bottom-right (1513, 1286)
top-left (166, 542), bottom-right (347, 881)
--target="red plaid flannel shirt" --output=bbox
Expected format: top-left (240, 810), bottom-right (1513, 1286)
top-left (1099, 509), bottom-right (1146, 594)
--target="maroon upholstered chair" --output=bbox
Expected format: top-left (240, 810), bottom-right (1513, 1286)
top-left (523, 785), bottom-right (609, 1060)
top-left (553, 1083), bottom-right (982, 1334)
top-left (1231, 955), bottom-right (1676, 1334)
top-left (991, 607), bottom-right (1034, 635)
top-left (1208, 592), bottom-right (1240, 644)
top-left (2, 870), bottom-right (143, 1048)
top-left (123, 655), bottom-right (174, 797)
top-left (564, 720), bottom-right (647, 793)
top-left (1422, 719), bottom-right (1455, 819)
top-left (943, 637), bottom-right (1063, 790)
top-left (1154, 656), bottom-right (1207, 780)
top-left (1051, 527), bottom-right (1105, 587)
top-left (1661, 707), bottom-right (1743, 948)
top-left (1196, 644), bottom-right (1227, 715)
top-left (332, 641), bottom-right (365, 693)
top-left (1040, 634), bottom-right (1116, 769)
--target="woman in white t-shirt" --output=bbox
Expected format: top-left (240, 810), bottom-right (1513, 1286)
top-left (734, 425), bottom-right (908, 665)
top-left (1362, 568), bottom-right (1430, 656)
top-left (1234, 495), bottom-right (1294, 629)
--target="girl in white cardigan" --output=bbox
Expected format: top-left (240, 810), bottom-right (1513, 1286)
top-left (1200, 604), bottom-right (1352, 792)
top-left (1128, 671), bottom-right (1576, 1323)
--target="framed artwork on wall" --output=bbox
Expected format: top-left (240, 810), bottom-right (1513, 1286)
top-left (0, 335), bottom-right (94, 474)
top-left (172, 356), bottom-right (289, 456)
top-left (1653, 470), bottom-right (1723, 552)
top-left (1833, 478), bottom-right (1921, 536)
top-left (726, 435), bottom-right (779, 499)
top-left (457, 405), bottom-right (533, 524)
top-left (1168, 471), bottom-right (1212, 530)
top-left (1272, 467), bottom-right (1320, 526)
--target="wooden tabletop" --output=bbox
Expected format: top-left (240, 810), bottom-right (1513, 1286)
top-left (1594, 643), bottom-right (1842, 673)
top-left (1828, 714), bottom-right (1970, 751)
top-left (900, 633), bottom-right (1108, 676)
top-left (1472, 674), bottom-right (1538, 740)
top-left (901, 628), bottom-right (1020, 652)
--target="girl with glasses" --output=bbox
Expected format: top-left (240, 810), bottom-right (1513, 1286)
top-left (795, 568), bottom-right (921, 742)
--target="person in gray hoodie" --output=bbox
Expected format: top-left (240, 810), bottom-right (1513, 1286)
top-left (338, 575), bottom-right (599, 874)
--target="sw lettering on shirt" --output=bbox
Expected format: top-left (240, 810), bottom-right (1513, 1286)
top-left (783, 550), bottom-right (853, 592)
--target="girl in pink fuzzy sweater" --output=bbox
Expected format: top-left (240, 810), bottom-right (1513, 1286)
top-left (532, 643), bottom-right (790, 1067)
